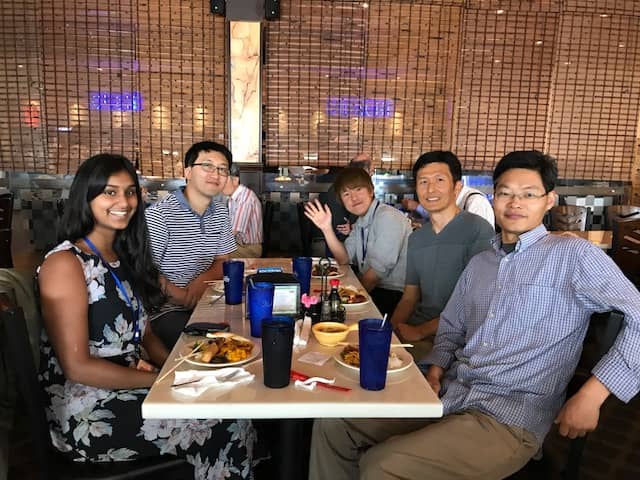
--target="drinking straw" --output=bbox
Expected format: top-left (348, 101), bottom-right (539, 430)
top-left (380, 313), bottom-right (388, 329)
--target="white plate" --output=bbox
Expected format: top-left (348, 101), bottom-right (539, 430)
top-left (334, 348), bottom-right (413, 374)
top-left (311, 270), bottom-right (344, 279)
top-left (339, 286), bottom-right (370, 307)
top-left (341, 296), bottom-right (370, 308)
top-left (182, 333), bottom-right (260, 368)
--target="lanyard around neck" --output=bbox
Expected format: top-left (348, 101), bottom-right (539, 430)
top-left (360, 201), bottom-right (380, 264)
top-left (83, 237), bottom-right (142, 350)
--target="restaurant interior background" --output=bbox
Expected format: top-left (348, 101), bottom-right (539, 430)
top-left (2, 2), bottom-right (640, 479)
top-left (1, 0), bottom-right (639, 261)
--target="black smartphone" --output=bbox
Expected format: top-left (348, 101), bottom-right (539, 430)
top-left (183, 322), bottom-right (231, 336)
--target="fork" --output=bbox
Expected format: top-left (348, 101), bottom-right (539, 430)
top-left (171, 369), bottom-right (241, 388)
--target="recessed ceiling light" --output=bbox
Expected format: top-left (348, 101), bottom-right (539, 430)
top-left (496, 9), bottom-right (505, 14)
top-left (535, 41), bottom-right (543, 46)
top-left (362, 2), bottom-right (369, 8)
top-left (599, 14), bottom-right (609, 18)
top-left (619, 43), bottom-right (625, 48)
top-left (494, 59), bottom-right (501, 63)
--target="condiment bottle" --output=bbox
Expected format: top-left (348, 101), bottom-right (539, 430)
top-left (328, 279), bottom-right (342, 321)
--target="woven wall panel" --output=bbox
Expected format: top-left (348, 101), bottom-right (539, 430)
top-left (0, 0), bottom-right (226, 176)
top-left (0, 0), bottom-right (47, 172)
top-left (454, 9), bottom-right (558, 171)
top-left (136, 0), bottom-right (227, 177)
top-left (467, 0), bottom-right (562, 12)
top-left (263, 0), bottom-right (462, 169)
top-left (564, 1), bottom-right (640, 16)
top-left (546, 13), bottom-right (640, 180)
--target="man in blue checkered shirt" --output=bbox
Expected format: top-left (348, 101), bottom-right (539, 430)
top-left (309, 150), bottom-right (640, 480)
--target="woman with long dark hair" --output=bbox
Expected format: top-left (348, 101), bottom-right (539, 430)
top-left (38, 154), bottom-right (257, 478)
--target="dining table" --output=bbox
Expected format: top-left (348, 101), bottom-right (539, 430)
top-left (142, 257), bottom-right (442, 478)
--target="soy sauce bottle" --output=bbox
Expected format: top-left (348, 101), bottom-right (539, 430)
top-left (329, 279), bottom-right (343, 322)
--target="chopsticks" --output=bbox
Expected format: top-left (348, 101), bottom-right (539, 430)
top-left (156, 342), bottom-right (204, 383)
top-left (336, 342), bottom-right (414, 348)
top-left (291, 370), bottom-right (351, 392)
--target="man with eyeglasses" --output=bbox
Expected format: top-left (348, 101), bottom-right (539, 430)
top-left (145, 141), bottom-right (236, 348)
top-left (310, 150), bottom-right (640, 480)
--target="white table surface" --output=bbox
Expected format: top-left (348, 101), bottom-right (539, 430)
top-left (142, 258), bottom-right (443, 420)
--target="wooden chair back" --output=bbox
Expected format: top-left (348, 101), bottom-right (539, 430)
top-left (605, 205), bottom-right (640, 229)
top-left (611, 218), bottom-right (640, 285)
top-left (550, 205), bottom-right (590, 231)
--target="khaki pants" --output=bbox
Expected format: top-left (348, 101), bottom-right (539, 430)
top-left (229, 243), bottom-right (262, 258)
top-left (309, 410), bottom-right (539, 480)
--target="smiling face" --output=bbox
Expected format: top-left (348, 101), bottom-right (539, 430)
top-left (89, 170), bottom-right (138, 233)
top-left (415, 162), bottom-right (462, 215)
top-left (493, 168), bottom-right (556, 243)
top-left (185, 150), bottom-right (229, 200)
top-left (339, 185), bottom-right (374, 217)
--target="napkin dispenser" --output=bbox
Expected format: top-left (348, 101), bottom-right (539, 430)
top-left (246, 272), bottom-right (300, 316)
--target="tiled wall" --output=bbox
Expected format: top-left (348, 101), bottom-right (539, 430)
top-left (0, 172), bottom-right (628, 262)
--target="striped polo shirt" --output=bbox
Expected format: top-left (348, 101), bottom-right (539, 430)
top-left (145, 188), bottom-right (236, 287)
top-left (227, 183), bottom-right (263, 245)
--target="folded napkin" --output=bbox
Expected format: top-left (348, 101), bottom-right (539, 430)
top-left (171, 367), bottom-right (254, 397)
top-left (293, 316), bottom-right (312, 348)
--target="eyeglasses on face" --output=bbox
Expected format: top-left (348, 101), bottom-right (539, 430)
top-left (494, 190), bottom-right (548, 202)
top-left (191, 163), bottom-right (230, 176)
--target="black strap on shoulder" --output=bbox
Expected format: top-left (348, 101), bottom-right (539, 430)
top-left (463, 191), bottom-right (484, 210)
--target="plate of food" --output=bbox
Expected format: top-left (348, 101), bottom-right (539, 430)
top-left (182, 332), bottom-right (260, 368)
top-left (311, 262), bottom-right (343, 278)
top-left (334, 344), bottom-right (413, 374)
top-left (339, 285), bottom-right (369, 306)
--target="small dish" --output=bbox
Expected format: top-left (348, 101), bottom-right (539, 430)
top-left (312, 322), bottom-right (359, 346)
top-left (334, 347), bottom-right (413, 374)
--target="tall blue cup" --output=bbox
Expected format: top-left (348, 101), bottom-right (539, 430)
top-left (358, 318), bottom-right (392, 391)
top-left (292, 257), bottom-right (312, 295)
top-left (247, 281), bottom-right (275, 337)
top-left (223, 260), bottom-right (244, 305)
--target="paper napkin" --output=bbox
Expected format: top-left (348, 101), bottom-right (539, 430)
top-left (293, 316), bottom-right (312, 348)
top-left (171, 367), bottom-right (254, 397)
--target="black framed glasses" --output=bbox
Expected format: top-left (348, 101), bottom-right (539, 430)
top-left (191, 163), bottom-right (230, 177)
top-left (494, 190), bottom-right (548, 202)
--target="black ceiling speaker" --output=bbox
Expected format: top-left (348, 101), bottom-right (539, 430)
top-left (264, 0), bottom-right (280, 20)
top-left (210, 0), bottom-right (225, 16)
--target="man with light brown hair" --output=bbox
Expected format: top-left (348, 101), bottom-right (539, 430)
top-left (305, 165), bottom-right (411, 317)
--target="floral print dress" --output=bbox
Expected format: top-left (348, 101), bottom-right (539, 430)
top-left (39, 241), bottom-right (258, 479)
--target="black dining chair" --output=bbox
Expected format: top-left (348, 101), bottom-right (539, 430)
top-left (261, 200), bottom-right (274, 258)
top-left (604, 205), bottom-right (640, 230)
top-left (0, 293), bottom-right (191, 480)
top-left (509, 310), bottom-right (624, 480)
top-left (610, 218), bottom-right (640, 286)
top-left (0, 193), bottom-right (14, 268)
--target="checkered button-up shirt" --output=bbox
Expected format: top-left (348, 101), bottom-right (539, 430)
top-left (424, 224), bottom-right (640, 443)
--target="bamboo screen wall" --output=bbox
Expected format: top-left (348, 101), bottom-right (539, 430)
top-left (0, 0), bottom-right (227, 176)
top-left (264, 0), bottom-right (640, 181)
top-left (1, 1), bottom-right (639, 181)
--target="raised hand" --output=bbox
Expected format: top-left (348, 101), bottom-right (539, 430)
top-left (304, 198), bottom-right (333, 232)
